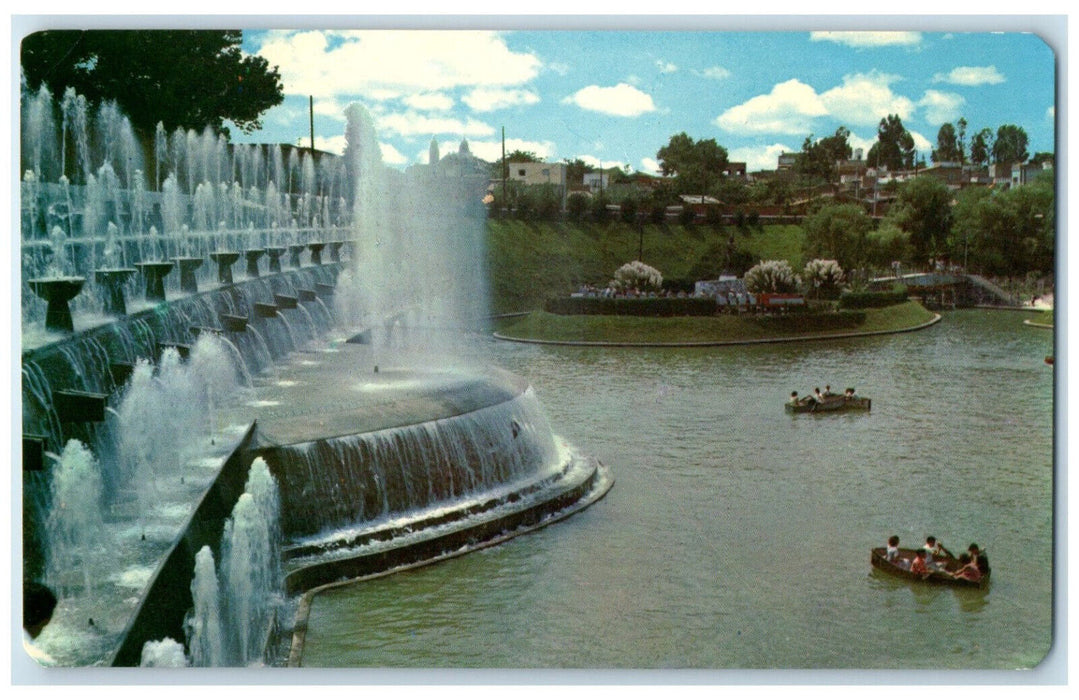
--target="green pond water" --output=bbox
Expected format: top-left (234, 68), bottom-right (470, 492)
top-left (297, 310), bottom-right (1057, 675)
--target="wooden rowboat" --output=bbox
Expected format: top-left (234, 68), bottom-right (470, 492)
top-left (870, 547), bottom-right (989, 588)
top-left (785, 394), bottom-right (871, 413)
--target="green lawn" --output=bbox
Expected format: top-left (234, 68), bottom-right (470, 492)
top-left (486, 219), bottom-right (806, 314)
top-left (493, 301), bottom-right (937, 345)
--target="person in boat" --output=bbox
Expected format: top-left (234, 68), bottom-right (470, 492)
top-left (950, 553), bottom-right (983, 583)
top-left (813, 387), bottom-right (825, 402)
top-left (790, 391), bottom-right (801, 406)
top-left (909, 550), bottom-right (930, 576)
top-left (844, 387), bottom-right (856, 399)
top-left (885, 535), bottom-right (901, 562)
top-left (968, 543), bottom-right (990, 576)
top-left (922, 536), bottom-right (952, 571)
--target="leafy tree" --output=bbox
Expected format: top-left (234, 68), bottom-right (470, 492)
top-left (656, 132), bottom-right (729, 194)
top-left (1030, 151), bottom-right (1055, 166)
top-left (619, 193), bottom-right (641, 223)
top-left (563, 158), bottom-right (593, 185)
top-left (590, 191), bottom-right (611, 222)
top-left (866, 114), bottom-right (916, 171)
top-left (886, 176), bottom-right (953, 265)
top-left (952, 171), bottom-right (1054, 276)
top-left (21, 30), bottom-right (284, 136)
top-left (801, 202), bottom-right (873, 270)
top-left (796, 126), bottom-right (853, 182)
top-left (992, 124), bottom-right (1030, 164)
top-left (931, 122), bottom-right (962, 163)
top-left (955, 117), bottom-right (968, 164)
top-left (865, 220), bottom-right (914, 269)
top-left (969, 128), bottom-right (993, 167)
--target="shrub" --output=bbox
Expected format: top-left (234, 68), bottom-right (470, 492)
top-left (802, 259), bottom-right (845, 299)
top-left (545, 296), bottom-right (716, 316)
top-left (610, 260), bottom-right (663, 293)
top-left (744, 259), bottom-right (799, 294)
top-left (839, 288), bottom-right (910, 309)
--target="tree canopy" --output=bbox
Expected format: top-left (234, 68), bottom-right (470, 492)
top-left (886, 176), bottom-right (953, 265)
top-left (866, 114), bottom-right (916, 171)
top-left (21, 29), bottom-right (284, 136)
top-left (931, 122), bottom-right (962, 164)
top-left (992, 124), bottom-right (1030, 164)
top-left (795, 127), bottom-right (852, 181)
top-left (655, 132), bottom-right (729, 195)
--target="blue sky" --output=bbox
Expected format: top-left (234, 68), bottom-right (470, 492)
top-left (223, 27), bottom-right (1051, 174)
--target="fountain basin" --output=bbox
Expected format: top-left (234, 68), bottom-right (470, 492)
top-left (28, 277), bottom-right (85, 332)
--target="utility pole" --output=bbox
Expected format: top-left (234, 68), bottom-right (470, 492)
top-left (501, 126), bottom-right (506, 220)
top-left (309, 96), bottom-right (315, 151)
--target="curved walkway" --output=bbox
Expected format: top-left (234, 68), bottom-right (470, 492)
top-left (493, 313), bottom-right (942, 348)
top-left (1023, 320), bottom-right (1054, 330)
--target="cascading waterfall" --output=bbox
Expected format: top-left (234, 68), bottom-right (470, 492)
top-left (275, 388), bottom-right (563, 540)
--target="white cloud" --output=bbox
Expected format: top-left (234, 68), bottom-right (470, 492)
top-left (380, 142), bottom-right (409, 165)
top-left (918, 90), bottom-right (965, 126)
top-left (932, 65), bottom-right (1005, 86)
top-left (715, 79), bottom-right (827, 135)
top-left (639, 157), bottom-right (661, 175)
top-left (810, 31), bottom-right (922, 47)
top-left (253, 30), bottom-right (542, 99)
top-left (304, 133), bottom-right (347, 156)
top-left (694, 66), bottom-right (731, 80)
top-left (403, 93), bottom-right (454, 111)
top-left (656, 60), bottom-right (678, 74)
top-left (727, 143), bottom-right (796, 173)
top-left (848, 132), bottom-right (876, 159)
top-left (466, 137), bottom-right (556, 163)
top-left (562, 83), bottom-right (657, 117)
top-left (576, 154), bottom-right (631, 170)
top-left (909, 130), bottom-right (933, 157)
top-left (462, 87), bottom-right (540, 112)
top-left (376, 111), bottom-right (495, 138)
top-left (820, 71), bottom-right (914, 126)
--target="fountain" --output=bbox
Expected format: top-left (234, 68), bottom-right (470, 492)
top-left (19, 87), bottom-right (611, 669)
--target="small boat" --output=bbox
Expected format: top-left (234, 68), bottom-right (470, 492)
top-left (785, 392), bottom-right (871, 413)
top-left (870, 547), bottom-right (989, 588)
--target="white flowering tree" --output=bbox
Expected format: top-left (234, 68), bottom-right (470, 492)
top-left (802, 259), bottom-right (845, 299)
top-left (610, 260), bottom-right (663, 293)
top-left (743, 259), bottom-right (799, 294)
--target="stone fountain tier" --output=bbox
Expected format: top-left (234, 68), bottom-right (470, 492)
top-left (265, 247), bottom-right (287, 274)
top-left (209, 251), bottom-right (241, 285)
top-left (134, 261), bottom-right (174, 302)
top-left (94, 268), bottom-right (137, 316)
top-left (223, 345), bottom-right (525, 446)
top-left (172, 257), bottom-right (204, 294)
top-left (28, 277), bottom-right (86, 332)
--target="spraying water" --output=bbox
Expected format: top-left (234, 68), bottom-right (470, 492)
top-left (342, 104), bottom-right (489, 362)
top-left (46, 439), bottom-right (107, 597)
top-left (139, 638), bottom-right (188, 667)
top-left (185, 545), bottom-right (224, 667)
top-left (220, 460), bottom-right (282, 666)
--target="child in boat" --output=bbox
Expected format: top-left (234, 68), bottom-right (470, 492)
top-left (885, 535), bottom-right (901, 562)
top-left (910, 550), bottom-right (929, 576)
top-left (790, 391), bottom-right (801, 406)
top-left (968, 543), bottom-right (990, 576)
top-left (922, 536), bottom-right (949, 570)
top-left (951, 553), bottom-right (982, 582)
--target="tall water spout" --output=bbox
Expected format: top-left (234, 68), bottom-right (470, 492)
top-left (220, 461), bottom-right (282, 666)
top-left (186, 546), bottom-right (225, 667)
top-left (46, 439), bottom-right (107, 597)
top-left (343, 103), bottom-right (489, 362)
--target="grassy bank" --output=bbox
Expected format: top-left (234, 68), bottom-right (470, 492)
top-left (493, 301), bottom-right (937, 345)
top-left (486, 218), bottom-right (804, 314)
